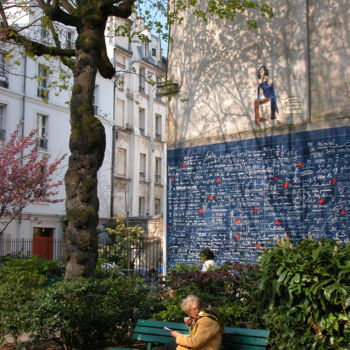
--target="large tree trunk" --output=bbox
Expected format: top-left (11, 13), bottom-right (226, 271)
top-left (63, 23), bottom-right (106, 281)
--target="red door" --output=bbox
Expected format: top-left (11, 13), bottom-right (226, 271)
top-left (33, 227), bottom-right (54, 259)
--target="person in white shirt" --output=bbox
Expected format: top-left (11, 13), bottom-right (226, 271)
top-left (200, 249), bottom-right (218, 272)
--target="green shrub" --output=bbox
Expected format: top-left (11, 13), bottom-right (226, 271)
top-left (152, 262), bottom-right (261, 328)
top-left (28, 275), bottom-right (163, 350)
top-left (0, 256), bottom-right (65, 280)
top-left (0, 269), bottom-right (45, 345)
top-left (0, 257), bottom-right (63, 345)
top-left (255, 237), bottom-right (350, 349)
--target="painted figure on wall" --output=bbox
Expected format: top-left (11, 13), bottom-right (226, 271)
top-left (254, 65), bottom-right (280, 126)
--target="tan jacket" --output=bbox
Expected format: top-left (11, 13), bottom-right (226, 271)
top-left (176, 316), bottom-right (222, 350)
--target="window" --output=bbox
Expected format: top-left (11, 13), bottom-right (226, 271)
top-left (0, 52), bottom-right (8, 88)
top-left (155, 76), bottom-right (162, 100)
top-left (155, 114), bottom-right (162, 140)
top-left (93, 86), bottom-right (99, 115)
top-left (41, 21), bottom-right (48, 39)
top-left (152, 48), bottom-right (157, 57)
top-left (37, 64), bottom-right (49, 97)
top-left (138, 196), bottom-right (145, 216)
top-left (116, 148), bottom-right (127, 176)
top-left (139, 108), bottom-right (145, 135)
top-left (116, 98), bottom-right (125, 125)
top-left (36, 114), bottom-right (48, 150)
top-left (66, 31), bottom-right (74, 48)
top-left (0, 105), bottom-right (5, 141)
top-left (155, 157), bottom-right (162, 184)
top-left (37, 64), bottom-right (49, 99)
top-left (139, 67), bottom-right (145, 94)
top-left (154, 198), bottom-right (161, 215)
top-left (116, 53), bottom-right (126, 68)
top-left (0, 52), bottom-right (5, 76)
top-left (140, 153), bottom-right (146, 181)
top-left (143, 41), bottom-right (149, 58)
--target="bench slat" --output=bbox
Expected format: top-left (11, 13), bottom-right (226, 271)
top-left (137, 319), bottom-right (188, 331)
top-left (132, 333), bottom-right (173, 344)
top-left (134, 326), bottom-right (189, 337)
top-left (223, 334), bottom-right (268, 346)
top-left (224, 326), bottom-right (270, 338)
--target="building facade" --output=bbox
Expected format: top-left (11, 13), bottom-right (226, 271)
top-left (0, 12), bottom-right (167, 257)
top-left (166, 0), bottom-right (350, 268)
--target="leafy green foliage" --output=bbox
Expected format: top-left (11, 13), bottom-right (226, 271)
top-left (0, 257), bottom-right (163, 349)
top-left (153, 262), bottom-right (260, 328)
top-left (101, 215), bottom-right (145, 269)
top-left (254, 237), bottom-right (350, 349)
top-left (154, 238), bottom-right (349, 349)
top-left (28, 276), bottom-right (163, 350)
top-left (0, 257), bottom-right (64, 346)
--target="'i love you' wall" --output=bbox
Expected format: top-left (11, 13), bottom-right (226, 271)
top-left (167, 126), bottom-right (350, 268)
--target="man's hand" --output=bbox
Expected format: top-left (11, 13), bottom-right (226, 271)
top-left (171, 331), bottom-right (179, 338)
top-left (184, 317), bottom-right (193, 327)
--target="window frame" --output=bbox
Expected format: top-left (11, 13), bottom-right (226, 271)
top-left (139, 153), bottom-right (146, 181)
top-left (139, 67), bottom-right (146, 94)
top-left (36, 113), bottom-right (48, 150)
top-left (155, 157), bottom-right (162, 184)
top-left (139, 108), bottom-right (145, 135)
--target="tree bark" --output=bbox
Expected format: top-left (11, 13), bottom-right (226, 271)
top-left (63, 18), bottom-right (107, 281)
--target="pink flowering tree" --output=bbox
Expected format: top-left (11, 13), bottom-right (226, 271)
top-left (0, 126), bottom-right (65, 234)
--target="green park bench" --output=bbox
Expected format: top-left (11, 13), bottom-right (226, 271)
top-left (110, 319), bottom-right (270, 350)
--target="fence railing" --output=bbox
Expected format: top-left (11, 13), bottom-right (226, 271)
top-left (0, 237), bottom-right (163, 285)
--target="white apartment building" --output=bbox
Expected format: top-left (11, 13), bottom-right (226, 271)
top-left (0, 13), bottom-right (167, 257)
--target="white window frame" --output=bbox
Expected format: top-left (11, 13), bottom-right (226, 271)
top-left (41, 21), bottom-right (48, 39)
top-left (139, 108), bottom-right (145, 135)
top-left (140, 153), bottom-right (146, 181)
top-left (155, 157), bottom-right (162, 184)
top-left (139, 67), bottom-right (146, 94)
top-left (36, 113), bottom-right (48, 150)
top-left (66, 30), bottom-right (74, 48)
top-left (0, 52), bottom-right (6, 76)
top-left (154, 198), bottom-right (161, 215)
top-left (0, 104), bottom-right (5, 141)
top-left (155, 76), bottom-right (163, 100)
top-left (138, 196), bottom-right (145, 216)
top-left (155, 114), bottom-right (162, 140)
top-left (37, 64), bottom-right (49, 99)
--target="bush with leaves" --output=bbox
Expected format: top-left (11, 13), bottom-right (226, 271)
top-left (100, 215), bottom-right (145, 269)
top-left (28, 275), bottom-right (163, 350)
top-left (254, 237), bottom-right (350, 349)
top-left (153, 262), bottom-right (261, 328)
top-left (0, 256), bottom-right (64, 346)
